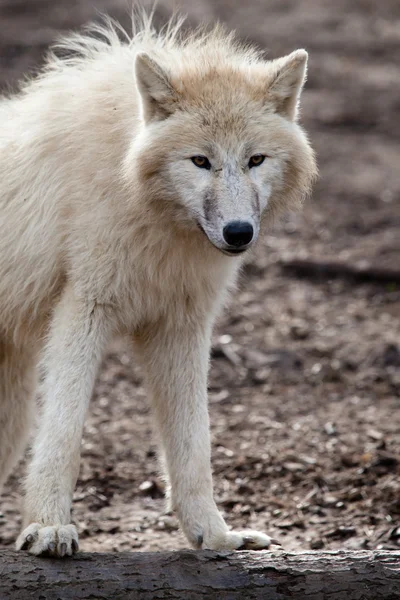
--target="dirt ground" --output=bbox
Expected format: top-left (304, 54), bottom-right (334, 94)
top-left (0, 0), bottom-right (399, 555)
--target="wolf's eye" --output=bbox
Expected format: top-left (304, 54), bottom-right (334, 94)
top-left (248, 154), bottom-right (265, 168)
top-left (191, 156), bottom-right (211, 170)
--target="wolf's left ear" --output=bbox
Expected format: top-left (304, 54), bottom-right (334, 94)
top-left (135, 53), bottom-right (177, 123)
top-left (267, 49), bottom-right (308, 121)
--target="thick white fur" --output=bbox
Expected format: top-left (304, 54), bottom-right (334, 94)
top-left (0, 13), bottom-right (316, 556)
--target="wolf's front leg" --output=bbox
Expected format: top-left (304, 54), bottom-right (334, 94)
top-left (16, 287), bottom-right (113, 557)
top-left (134, 320), bottom-right (273, 551)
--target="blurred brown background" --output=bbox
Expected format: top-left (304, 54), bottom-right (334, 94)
top-left (0, 0), bottom-right (399, 553)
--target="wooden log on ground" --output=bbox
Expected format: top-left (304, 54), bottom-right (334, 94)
top-left (0, 549), bottom-right (399, 599)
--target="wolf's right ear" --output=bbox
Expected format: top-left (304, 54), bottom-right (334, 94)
top-left (135, 53), bottom-right (177, 123)
top-left (267, 49), bottom-right (308, 121)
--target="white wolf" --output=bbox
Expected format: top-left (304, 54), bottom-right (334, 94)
top-left (0, 13), bottom-right (316, 557)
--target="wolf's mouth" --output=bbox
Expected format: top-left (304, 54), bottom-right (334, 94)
top-left (196, 222), bottom-right (248, 256)
top-left (224, 247), bottom-right (247, 255)
top-left (197, 222), bottom-right (207, 236)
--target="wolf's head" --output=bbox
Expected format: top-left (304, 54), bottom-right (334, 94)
top-left (129, 37), bottom-right (317, 256)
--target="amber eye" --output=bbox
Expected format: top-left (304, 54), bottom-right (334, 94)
top-left (248, 154), bottom-right (266, 168)
top-left (191, 156), bottom-right (211, 170)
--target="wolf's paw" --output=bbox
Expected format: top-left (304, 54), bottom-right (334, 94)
top-left (203, 529), bottom-right (277, 551)
top-left (16, 523), bottom-right (79, 557)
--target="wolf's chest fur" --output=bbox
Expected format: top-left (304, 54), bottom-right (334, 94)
top-left (83, 228), bottom-right (238, 333)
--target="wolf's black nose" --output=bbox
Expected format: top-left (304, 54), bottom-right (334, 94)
top-left (223, 221), bottom-right (254, 248)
